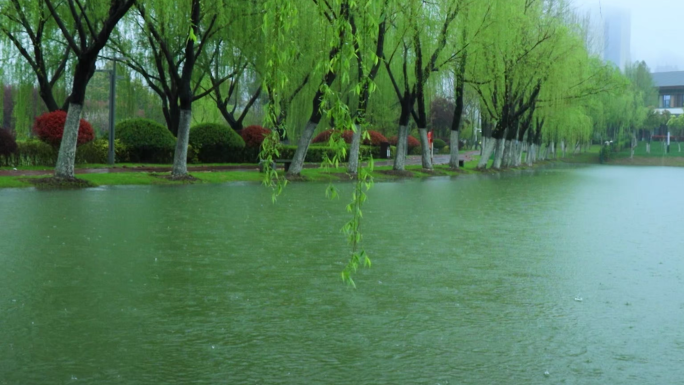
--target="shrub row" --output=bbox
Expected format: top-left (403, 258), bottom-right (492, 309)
top-left (311, 129), bottom-right (389, 146)
top-left (278, 144), bottom-right (396, 163)
top-left (3, 118), bottom-right (398, 166)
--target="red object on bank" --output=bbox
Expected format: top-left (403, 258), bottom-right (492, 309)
top-left (428, 131), bottom-right (433, 144)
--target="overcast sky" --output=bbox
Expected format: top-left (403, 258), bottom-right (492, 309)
top-left (573, 0), bottom-right (684, 72)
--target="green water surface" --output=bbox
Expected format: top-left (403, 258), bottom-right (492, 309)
top-left (1, 166), bottom-right (683, 384)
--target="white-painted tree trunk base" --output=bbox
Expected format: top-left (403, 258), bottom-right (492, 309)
top-left (393, 125), bottom-right (409, 171)
top-left (347, 125), bottom-right (362, 174)
top-left (54, 103), bottom-right (83, 178)
top-left (288, 121), bottom-right (318, 175)
top-left (172, 109), bottom-right (192, 177)
top-left (477, 137), bottom-right (496, 169)
top-left (527, 144), bottom-right (535, 166)
top-left (515, 140), bottom-right (524, 167)
top-left (449, 130), bottom-right (460, 169)
top-left (418, 128), bottom-right (433, 170)
top-left (561, 140), bottom-right (566, 158)
top-left (502, 139), bottom-right (513, 168)
top-left (492, 138), bottom-right (505, 169)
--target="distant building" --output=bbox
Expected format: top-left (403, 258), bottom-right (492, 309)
top-left (652, 71), bottom-right (684, 117)
top-left (603, 8), bottom-right (631, 71)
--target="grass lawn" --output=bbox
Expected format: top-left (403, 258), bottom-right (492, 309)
top-left (0, 162), bottom-right (262, 172)
top-left (603, 141), bottom-right (684, 166)
top-left (0, 149), bottom-right (603, 190)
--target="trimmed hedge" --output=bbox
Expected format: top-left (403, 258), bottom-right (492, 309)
top-left (312, 129), bottom-right (389, 146)
top-left (117, 119), bottom-right (176, 163)
top-left (278, 144), bottom-right (395, 163)
top-left (33, 110), bottom-right (95, 147)
top-left (189, 123), bottom-right (245, 163)
top-left (75, 139), bottom-right (129, 164)
top-left (13, 139), bottom-right (57, 166)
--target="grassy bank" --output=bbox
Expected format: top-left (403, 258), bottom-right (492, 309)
top-left (0, 149), bottom-right (614, 190)
top-left (601, 141), bottom-right (684, 167)
top-left (0, 157), bottom-right (488, 189)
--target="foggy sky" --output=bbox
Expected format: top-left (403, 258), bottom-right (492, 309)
top-left (574, 0), bottom-right (684, 72)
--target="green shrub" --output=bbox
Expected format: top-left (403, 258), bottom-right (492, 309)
top-left (277, 145), bottom-right (337, 163)
top-left (442, 145), bottom-right (450, 154)
top-left (189, 123), bottom-right (245, 163)
top-left (277, 144), bottom-right (395, 163)
top-left (187, 144), bottom-right (200, 164)
top-left (75, 139), bottom-right (129, 164)
top-left (242, 147), bottom-right (262, 163)
top-left (410, 145), bottom-right (423, 155)
top-left (433, 138), bottom-right (446, 149)
top-left (117, 119), bottom-right (176, 163)
top-left (365, 144), bottom-right (395, 159)
top-left (15, 139), bottom-right (57, 166)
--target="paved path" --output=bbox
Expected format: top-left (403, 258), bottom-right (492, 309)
top-left (0, 151), bottom-right (480, 177)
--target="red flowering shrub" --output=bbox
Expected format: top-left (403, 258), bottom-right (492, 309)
top-left (33, 110), bottom-right (95, 147)
top-left (358, 130), bottom-right (388, 146)
top-left (311, 129), bottom-right (340, 144)
top-left (313, 129), bottom-right (388, 146)
top-left (240, 125), bottom-right (272, 148)
top-left (388, 134), bottom-right (420, 150)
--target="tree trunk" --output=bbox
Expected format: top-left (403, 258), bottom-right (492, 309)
top-left (449, 130), bottom-right (460, 169)
top-left (561, 140), bottom-right (566, 158)
top-left (501, 139), bottom-right (511, 168)
top-left (288, 121), bottom-right (318, 175)
top-left (547, 142), bottom-right (555, 160)
top-left (418, 128), bottom-right (432, 170)
top-left (526, 143), bottom-right (535, 166)
top-left (54, 103), bottom-right (83, 178)
top-left (164, 101), bottom-right (182, 136)
top-left (171, 109), bottom-right (192, 177)
top-left (347, 125), bottom-right (362, 174)
top-left (477, 137), bottom-right (496, 169)
top-left (393, 125), bottom-right (409, 171)
top-left (492, 138), bottom-right (506, 169)
top-left (515, 140), bottom-right (524, 167)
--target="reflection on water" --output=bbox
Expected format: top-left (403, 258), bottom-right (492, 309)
top-left (1, 166), bottom-right (683, 384)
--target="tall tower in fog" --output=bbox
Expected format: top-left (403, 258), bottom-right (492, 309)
top-left (603, 7), bottom-right (631, 71)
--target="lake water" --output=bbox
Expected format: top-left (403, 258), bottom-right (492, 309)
top-left (1, 165), bottom-right (683, 384)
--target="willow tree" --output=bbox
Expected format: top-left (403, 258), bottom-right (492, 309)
top-left (346, 0), bottom-right (388, 175)
top-left (0, 0), bottom-right (73, 112)
top-left (446, 2), bottom-right (492, 169)
top-left (110, 0), bottom-right (234, 177)
top-left (260, 0), bottom-right (373, 285)
top-left (471, 0), bottom-right (554, 169)
top-left (198, 7), bottom-right (265, 132)
top-left (383, 0), bottom-right (463, 171)
top-left (39, 0), bottom-right (134, 179)
top-left (287, 0), bottom-right (354, 176)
